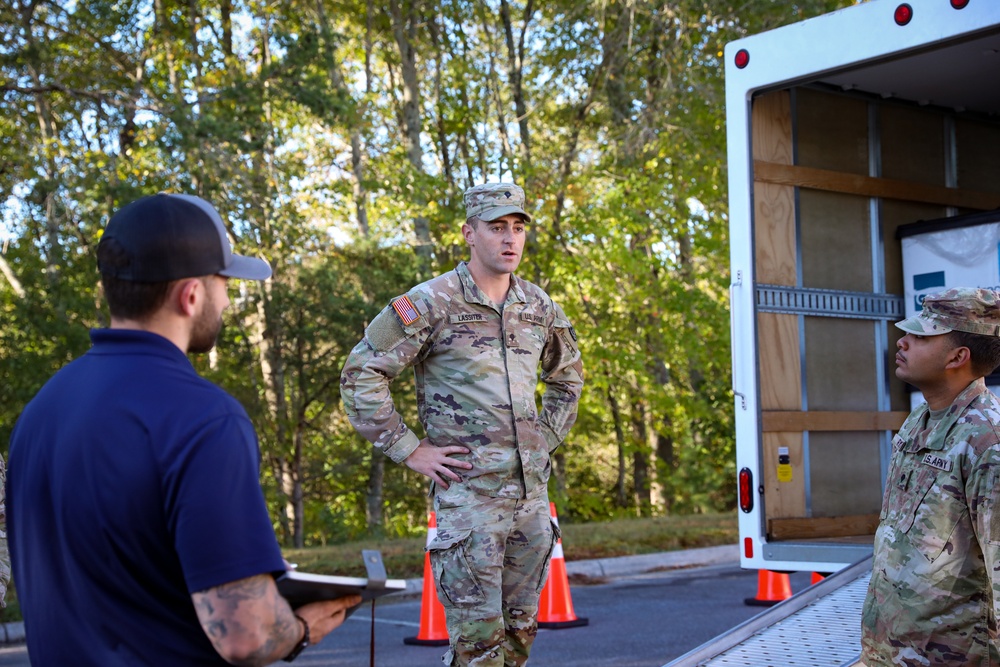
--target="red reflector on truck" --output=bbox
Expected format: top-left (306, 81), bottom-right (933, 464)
top-left (734, 49), bottom-right (749, 69)
top-left (894, 3), bottom-right (913, 25)
top-left (738, 467), bottom-right (753, 513)
top-left (744, 537), bottom-right (753, 559)
top-left (950, 0), bottom-right (969, 8)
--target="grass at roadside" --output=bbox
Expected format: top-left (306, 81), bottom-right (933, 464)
top-left (285, 512), bottom-right (739, 580)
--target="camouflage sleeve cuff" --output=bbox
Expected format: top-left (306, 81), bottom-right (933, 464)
top-left (385, 430), bottom-right (422, 464)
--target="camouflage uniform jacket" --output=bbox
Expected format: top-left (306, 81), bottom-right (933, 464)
top-left (861, 378), bottom-right (1000, 667)
top-left (340, 261), bottom-right (584, 501)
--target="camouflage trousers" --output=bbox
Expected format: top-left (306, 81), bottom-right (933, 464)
top-left (429, 493), bottom-right (557, 667)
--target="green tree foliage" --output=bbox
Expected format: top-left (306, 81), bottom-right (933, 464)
top-left (0, 0), bottom-right (855, 542)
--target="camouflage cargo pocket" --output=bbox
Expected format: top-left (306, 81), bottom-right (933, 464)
top-left (428, 528), bottom-right (486, 607)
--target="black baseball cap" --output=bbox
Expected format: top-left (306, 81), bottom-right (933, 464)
top-left (97, 193), bottom-right (272, 282)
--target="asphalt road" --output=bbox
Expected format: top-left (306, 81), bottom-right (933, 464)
top-left (0, 564), bottom-right (815, 667)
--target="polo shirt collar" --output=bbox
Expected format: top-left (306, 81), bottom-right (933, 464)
top-left (89, 328), bottom-right (194, 365)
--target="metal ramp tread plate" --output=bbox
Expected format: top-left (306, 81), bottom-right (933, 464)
top-left (704, 571), bottom-right (870, 667)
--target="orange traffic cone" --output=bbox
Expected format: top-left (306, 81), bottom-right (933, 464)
top-left (811, 572), bottom-right (827, 585)
top-left (537, 502), bottom-right (589, 629)
top-left (403, 512), bottom-right (450, 646)
top-left (744, 569), bottom-right (792, 606)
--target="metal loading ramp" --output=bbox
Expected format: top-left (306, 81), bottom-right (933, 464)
top-left (663, 556), bottom-right (872, 667)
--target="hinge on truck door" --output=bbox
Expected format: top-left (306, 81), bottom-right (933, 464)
top-left (756, 285), bottom-right (904, 320)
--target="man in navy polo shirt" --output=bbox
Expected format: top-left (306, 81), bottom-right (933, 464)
top-left (8, 194), bottom-right (359, 665)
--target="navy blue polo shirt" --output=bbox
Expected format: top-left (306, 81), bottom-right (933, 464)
top-left (8, 329), bottom-right (286, 665)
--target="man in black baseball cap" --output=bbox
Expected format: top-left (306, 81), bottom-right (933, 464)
top-left (98, 193), bottom-right (272, 282)
top-left (9, 193), bottom-right (358, 665)
top-left (95, 193), bottom-right (273, 353)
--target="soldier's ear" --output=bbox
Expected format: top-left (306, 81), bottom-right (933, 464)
top-left (462, 222), bottom-right (474, 246)
top-left (944, 345), bottom-right (971, 371)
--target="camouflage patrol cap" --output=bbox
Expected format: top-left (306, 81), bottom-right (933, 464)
top-left (896, 287), bottom-right (1000, 337)
top-left (463, 182), bottom-right (532, 222)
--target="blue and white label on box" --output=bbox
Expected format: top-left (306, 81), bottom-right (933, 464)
top-left (901, 219), bottom-right (1000, 409)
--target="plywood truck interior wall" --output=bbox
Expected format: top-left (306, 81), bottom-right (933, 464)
top-left (750, 85), bottom-right (1000, 553)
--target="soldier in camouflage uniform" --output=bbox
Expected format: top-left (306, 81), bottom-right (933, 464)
top-left (341, 182), bottom-right (584, 667)
top-left (861, 287), bottom-right (1000, 667)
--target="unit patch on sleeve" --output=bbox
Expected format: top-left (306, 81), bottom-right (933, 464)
top-left (392, 295), bottom-right (421, 325)
top-left (366, 306), bottom-right (407, 352)
top-left (921, 453), bottom-right (952, 472)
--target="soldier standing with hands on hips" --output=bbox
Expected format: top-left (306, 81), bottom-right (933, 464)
top-left (862, 287), bottom-right (1000, 667)
top-left (341, 182), bottom-right (584, 667)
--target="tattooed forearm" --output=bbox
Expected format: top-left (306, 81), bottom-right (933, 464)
top-left (192, 573), bottom-right (299, 666)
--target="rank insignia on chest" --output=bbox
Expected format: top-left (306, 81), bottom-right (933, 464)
top-left (392, 295), bottom-right (421, 325)
top-left (921, 453), bottom-right (952, 472)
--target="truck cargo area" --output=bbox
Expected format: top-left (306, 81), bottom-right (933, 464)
top-left (726, 0), bottom-right (1000, 573)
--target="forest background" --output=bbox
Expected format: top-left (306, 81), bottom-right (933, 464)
top-left (1, 0), bottom-right (854, 549)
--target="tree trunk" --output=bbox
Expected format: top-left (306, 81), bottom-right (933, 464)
top-left (154, 0), bottom-right (179, 94)
top-left (314, 0), bottom-right (369, 238)
top-left (350, 133), bottom-right (370, 237)
top-left (608, 386), bottom-right (628, 508)
top-left (499, 0), bottom-right (534, 173)
top-left (388, 0), bottom-right (432, 262)
top-left (248, 14), bottom-right (304, 545)
top-left (366, 455), bottom-right (385, 537)
top-left (0, 255), bottom-right (25, 298)
top-left (477, 5), bottom-right (512, 176)
top-left (20, 4), bottom-right (60, 281)
top-left (220, 0), bottom-right (233, 61)
top-left (551, 4), bottom-right (624, 241)
top-left (656, 431), bottom-right (675, 512)
top-left (499, 0), bottom-right (537, 265)
top-left (427, 10), bottom-right (452, 188)
top-left (292, 425), bottom-right (305, 547)
top-left (255, 291), bottom-right (293, 543)
top-left (631, 399), bottom-right (651, 516)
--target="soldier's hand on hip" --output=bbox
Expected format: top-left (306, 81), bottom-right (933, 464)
top-left (404, 440), bottom-right (472, 489)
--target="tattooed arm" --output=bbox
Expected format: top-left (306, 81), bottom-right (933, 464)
top-left (192, 573), bottom-right (361, 666)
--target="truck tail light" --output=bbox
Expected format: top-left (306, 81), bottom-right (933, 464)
top-left (950, 0), bottom-right (969, 9)
top-left (894, 3), bottom-right (913, 25)
top-left (734, 48), bottom-right (750, 69)
top-left (739, 467), bottom-right (754, 513)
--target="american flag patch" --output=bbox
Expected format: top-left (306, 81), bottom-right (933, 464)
top-left (392, 296), bottom-right (420, 325)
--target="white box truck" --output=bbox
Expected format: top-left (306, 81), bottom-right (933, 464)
top-left (726, 0), bottom-right (1000, 575)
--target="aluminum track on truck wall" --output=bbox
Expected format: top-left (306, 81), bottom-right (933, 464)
top-left (663, 556), bottom-right (872, 667)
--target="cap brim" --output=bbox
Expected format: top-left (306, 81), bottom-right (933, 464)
top-left (219, 254), bottom-right (272, 281)
top-left (895, 314), bottom-right (952, 336)
top-left (477, 205), bottom-right (532, 222)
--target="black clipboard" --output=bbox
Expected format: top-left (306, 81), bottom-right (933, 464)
top-left (276, 550), bottom-right (406, 610)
